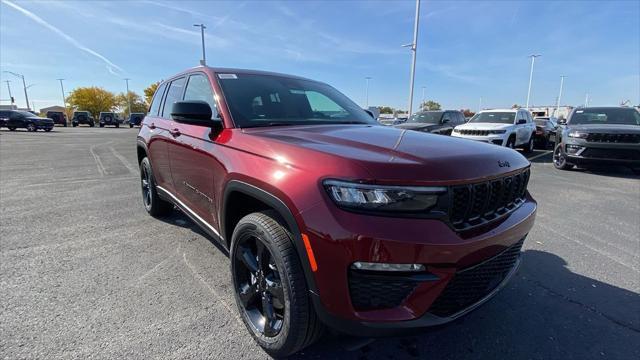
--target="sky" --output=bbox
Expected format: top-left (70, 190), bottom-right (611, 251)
top-left (0, 0), bottom-right (638, 112)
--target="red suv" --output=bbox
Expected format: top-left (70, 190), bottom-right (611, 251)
top-left (137, 66), bottom-right (536, 356)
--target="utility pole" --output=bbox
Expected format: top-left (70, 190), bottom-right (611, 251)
top-left (478, 96), bottom-right (482, 112)
top-left (421, 86), bottom-right (426, 110)
top-left (525, 54), bottom-right (541, 109)
top-left (124, 78), bottom-right (132, 118)
top-left (364, 77), bottom-right (371, 108)
top-left (4, 71), bottom-right (30, 110)
top-left (584, 93), bottom-right (589, 107)
top-left (56, 78), bottom-right (66, 110)
top-left (5, 80), bottom-right (13, 104)
top-left (556, 75), bottom-right (566, 117)
top-left (193, 24), bottom-right (207, 65)
top-left (402, 0), bottom-right (421, 116)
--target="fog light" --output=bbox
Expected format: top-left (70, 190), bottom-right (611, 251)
top-left (565, 144), bottom-right (583, 155)
top-left (351, 262), bottom-right (425, 272)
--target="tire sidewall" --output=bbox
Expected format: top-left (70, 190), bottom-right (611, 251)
top-left (140, 158), bottom-right (155, 212)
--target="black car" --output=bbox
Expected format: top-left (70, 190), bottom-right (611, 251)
top-left (553, 107), bottom-right (640, 173)
top-left (71, 111), bottom-right (95, 127)
top-left (0, 110), bottom-right (54, 132)
top-left (128, 112), bottom-right (145, 128)
top-left (393, 110), bottom-right (466, 135)
top-left (533, 117), bottom-right (557, 148)
top-left (46, 111), bottom-right (67, 127)
top-left (99, 112), bottom-right (121, 128)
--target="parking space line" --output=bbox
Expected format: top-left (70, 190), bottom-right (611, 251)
top-left (110, 146), bottom-right (138, 176)
top-left (89, 143), bottom-right (107, 176)
top-left (527, 150), bottom-right (552, 161)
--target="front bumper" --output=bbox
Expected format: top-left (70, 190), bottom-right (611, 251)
top-left (299, 191), bottom-right (536, 334)
top-left (563, 140), bottom-right (640, 166)
top-left (452, 133), bottom-right (506, 146)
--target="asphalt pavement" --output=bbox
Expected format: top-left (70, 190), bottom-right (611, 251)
top-left (1, 127), bottom-right (638, 359)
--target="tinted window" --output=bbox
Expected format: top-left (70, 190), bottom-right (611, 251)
top-left (442, 112), bottom-right (453, 123)
top-left (183, 74), bottom-right (218, 118)
top-left (161, 77), bottom-right (186, 119)
top-left (149, 82), bottom-right (167, 116)
top-left (217, 73), bottom-right (375, 128)
top-left (407, 111), bottom-right (443, 124)
top-left (455, 112), bottom-right (464, 124)
top-left (0, 111), bottom-right (10, 118)
top-left (468, 112), bottom-right (516, 124)
top-left (569, 108), bottom-right (640, 125)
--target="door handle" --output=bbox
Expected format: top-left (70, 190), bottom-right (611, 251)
top-left (170, 128), bottom-right (181, 137)
top-left (149, 122), bottom-right (156, 130)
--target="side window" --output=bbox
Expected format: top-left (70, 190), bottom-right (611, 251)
top-left (183, 73), bottom-right (219, 118)
top-left (0, 111), bottom-right (9, 119)
top-left (161, 77), bottom-right (186, 119)
top-left (149, 82), bottom-right (167, 116)
top-left (442, 112), bottom-right (453, 123)
top-left (455, 112), bottom-right (464, 124)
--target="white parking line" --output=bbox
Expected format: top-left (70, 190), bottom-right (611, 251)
top-left (527, 150), bottom-right (552, 161)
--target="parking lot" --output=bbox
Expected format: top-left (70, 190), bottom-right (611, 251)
top-left (0, 127), bottom-right (638, 359)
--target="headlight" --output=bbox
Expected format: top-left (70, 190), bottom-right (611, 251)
top-left (489, 130), bottom-right (506, 134)
top-left (568, 130), bottom-right (589, 139)
top-left (323, 180), bottom-right (445, 212)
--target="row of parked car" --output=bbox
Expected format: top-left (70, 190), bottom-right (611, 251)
top-left (0, 109), bottom-right (146, 132)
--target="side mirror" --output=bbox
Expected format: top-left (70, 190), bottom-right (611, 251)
top-left (442, 118), bottom-right (450, 124)
top-left (171, 101), bottom-right (221, 128)
top-left (517, 119), bottom-right (527, 124)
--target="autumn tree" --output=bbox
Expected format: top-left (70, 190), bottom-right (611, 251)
top-left (378, 106), bottom-right (394, 114)
top-left (67, 87), bottom-right (117, 118)
top-left (116, 91), bottom-right (148, 115)
top-left (420, 100), bottom-right (441, 111)
top-left (461, 109), bottom-right (475, 117)
top-left (512, 104), bottom-right (521, 109)
top-left (144, 82), bottom-right (160, 106)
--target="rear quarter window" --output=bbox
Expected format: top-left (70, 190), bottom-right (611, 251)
top-left (148, 82), bottom-right (168, 116)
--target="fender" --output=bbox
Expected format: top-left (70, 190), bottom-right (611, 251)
top-left (221, 180), bottom-right (319, 297)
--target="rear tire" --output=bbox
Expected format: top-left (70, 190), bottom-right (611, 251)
top-left (130, 123), bottom-right (134, 128)
top-left (8, 127), bottom-right (16, 131)
top-left (116, 123), bottom-right (119, 128)
top-left (139, 157), bottom-right (173, 217)
top-left (553, 144), bottom-right (573, 170)
top-left (72, 123), bottom-right (77, 127)
top-left (45, 128), bottom-right (52, 132)
top-left (523, 135), bottom-right (534, 153)
top-left (231, 211), bottom-right (324, 357)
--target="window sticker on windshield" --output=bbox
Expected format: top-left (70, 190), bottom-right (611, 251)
top-left (576, 110), bottom-right (584, 113)
top-left (218, 74), bottom-right (237, 79)
top-left (289, 89), bottom-right (305, 94)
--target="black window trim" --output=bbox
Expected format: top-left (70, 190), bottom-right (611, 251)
top-left (159, 76), bottom-right (187, 120)
top-left (183, 71), bottom-right (220, 119)
top-left (149, 81), bottom-right (169, 117)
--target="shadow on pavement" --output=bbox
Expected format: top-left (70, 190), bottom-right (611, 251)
top-left (156, 209), bottom-right (230, 257)
top-left (292, 250), bottom-right (640, 360)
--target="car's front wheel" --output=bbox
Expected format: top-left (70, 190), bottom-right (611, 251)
top-left (8, 127), bottom-right (16, 131)
top-left (231, 211), bottom-right (324, 357)
top-left (506, 136), bottom-right (516, 149)
top-left (523, 135), bottom-right (534, 153)
top-left (139, 157), bottom-right (173, 217)
top-left (27, 123), bottom-right (36, 132)
top-left (553, 144), bottom-right (573, 170)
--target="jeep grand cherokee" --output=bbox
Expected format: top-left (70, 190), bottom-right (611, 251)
top-left (137, 66), bottom-right (537, 357)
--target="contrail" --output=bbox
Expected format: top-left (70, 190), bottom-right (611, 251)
top-left (1, 0), bottom-right (124, 76)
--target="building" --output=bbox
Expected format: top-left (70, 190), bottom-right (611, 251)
top-left (38, 105), bottom-right (66, 114)
top-left (528, 105), bottom-right (574, 119)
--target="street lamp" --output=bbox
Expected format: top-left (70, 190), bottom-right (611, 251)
top-left (3, 70), bottom-right (30, 110)
top-left (4, 80), bottom-right (13, 104)
top-left (56, 78), bottom-right (66, 111)
top-left (421, 86), bottom-right (426, 110)
top-left (403, 0), bottom-right (421, 117)
top-left (525, 54), bottom-right (541, 109)
top-left (556, 75), bottom-right (566, 117)
top-left (193, 23), bottom-right (207, 65)
top-left (124, 78), bottom-right (132, 118)
top-left (364, 77), bottom-right (372, 108)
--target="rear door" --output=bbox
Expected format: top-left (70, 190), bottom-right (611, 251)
top-left (515, 111), bottom-right (528, 145)
top-left (167, 72), bottom-right (223, 232)
top-left (145, 81), bottom-right (176, 194)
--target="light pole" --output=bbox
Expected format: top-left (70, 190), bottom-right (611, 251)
top-left (4, 80), bottom-right (13, 104)
top-left (402, 0), bottom-right (421, 116)
top-left (421, 86), bottom-right (426, 110)
top-left (364, 77), bottom-right (372, 108)
top-left (584, 93), bottom-right (589, 107)
top-left (56, 78), bottom-right (66, 110)
top-left (556, 75), bottom-right (566, 116)
top-left (525, 54), bottom-right (541, 109)
top-left (3, 71), bottom-right (30, 110)
top-left (25, 84), bottom-right (35, 111)
top-left (478, 96), bottom-right (482, 112)
top-left (124, 78), bottom-right (132, 118)
top-left (193, 23), bottom-right (207, 65)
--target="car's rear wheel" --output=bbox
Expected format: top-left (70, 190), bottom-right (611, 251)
top-left (139, 157), bottom-right (173, 217)
top-left (553, 144), bottom-right (573, 170)
top-left (8, 127), bottom-right (16, 131)
top-left (45, 128), bottom-right (52, 132)
top-left (231, 211), bottom-right (324, 357)
top-left (130, 123), bottom-right (134, 128)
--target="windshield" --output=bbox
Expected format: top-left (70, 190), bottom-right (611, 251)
top-left (217, 73), bottom-right (375, 128)
top-left (407, 111), bottom-right (443, 124)
top-left (468, 112), bottom-right (515, 124)
top-left (569, 108), bottom-right (640, 126)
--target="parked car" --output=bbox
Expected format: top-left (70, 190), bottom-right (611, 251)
top-left (0, 111), bottom-right (7, 128)
top-left (533, 116), bottom-right (557, 148)
top-left (452, 109), bottom-right (536, 152)
top-left (71, 111), bottom-right (95, 127)
top-left (0, 110), bottom-right (53, 132)
top-left (394, 110), bottom-right (465, 135)
top-left (128, 112), bottom-right (145, 128)
top-left (46, 111), bottom-right (67, 127)
top-left (137, 66), bottom-right (536, 357)
top-left (553, 107), bottom-right (640, 173)
top-left (99, 112), bottom-right (121, 128)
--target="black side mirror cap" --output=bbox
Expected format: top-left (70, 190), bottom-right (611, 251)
top-left (517, 119), bottom-right (527, 124)
top-left (171, 101), bottom-right (221, 128)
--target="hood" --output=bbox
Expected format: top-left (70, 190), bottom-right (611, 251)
top-left (241, 124), bottom-right (529, 184)
top-left (455, 122), bottom-right (512, 131)
top-left (393, 122), bottom-right (438, 131)
top-left (567, 124), bottom-right (640, 133)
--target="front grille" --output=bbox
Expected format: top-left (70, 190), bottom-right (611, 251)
top-left (581, 148), bottom-right (640, 161)
top-left (428, 238), bottom-right (524, 317)
top-left (450, 169), bottom-right (530, 231)
top-left (349, 271), bottom-right (419, 310)
top-left (459, 129), bottom-right (490, 136)
top-left (586, 133), bottom-right (640, 144)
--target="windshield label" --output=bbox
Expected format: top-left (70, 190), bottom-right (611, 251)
top-left (218, 74), bottom-right (237, 79)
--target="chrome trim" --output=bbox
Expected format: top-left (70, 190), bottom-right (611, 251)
top-left (156, 185), bottom-right (222, 239)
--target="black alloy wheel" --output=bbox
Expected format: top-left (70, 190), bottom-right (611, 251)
top-left (553, 144), bottom-right (573, 170)
top-left (139, 157), bottom-right (173, 216)
top-left (141, 162), bottom-right (152, 210)
top-left (233, 233), bottom-right (286, 338)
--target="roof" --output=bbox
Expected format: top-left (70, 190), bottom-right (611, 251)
top-left (479, 108), bottom-right (519, 112)
top-left (164, 65), bottom-right (316, 83)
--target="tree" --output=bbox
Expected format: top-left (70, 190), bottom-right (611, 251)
top-left (511, 104), bottom-right (521, 109)
top-left (144, 82), bottom-right (160, 106)
top-left (378, 106), bottom-right (394, 114)
top-left (461, 109), bottom-right (475, 118)
top-left (420, 100), bottom-right (441, 111)
top-left (116, 91), bottom-right (148, 115)
top-left (67, 87), bottom-right (118, 118)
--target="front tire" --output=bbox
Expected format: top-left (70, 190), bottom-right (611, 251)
top-left (27, 123), bottom-right (36, 132)
top-left (139, 157), bottom-right (173, 217)
top-left (231, 211), bottom-right (324, 357)
top-left (506, 136), bottom-right (516, 149)
top-left (8, 127), bottom-right (16, 131)
top-left (553, 144), bottom-right (574, 170)
top-left (523, 135), bottom-right (534, 153)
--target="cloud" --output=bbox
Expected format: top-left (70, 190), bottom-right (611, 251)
top-left (1, 0), bottom-right (124, 76)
